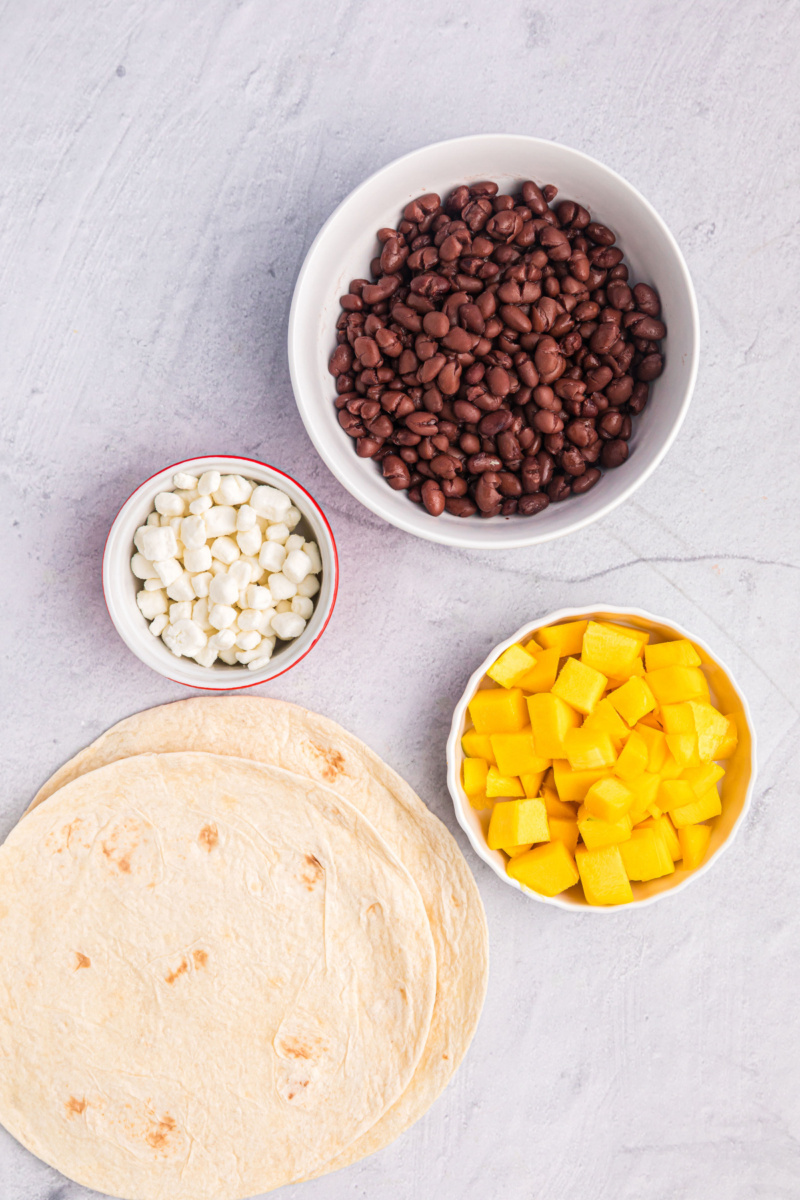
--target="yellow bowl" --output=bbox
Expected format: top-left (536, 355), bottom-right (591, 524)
top-left (446, 605), bottom-right (757, 911)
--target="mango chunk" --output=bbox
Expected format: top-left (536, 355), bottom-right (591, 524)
top-left (468, 687), bottom-right (528, 734)
top-left (577, 805), bottom-right (632, 849)
top-left (665, 732), bottom-right (700, 768)
top-left (670, 787), bottom-right (722, 828)
top-left (657, 779), bottom-right (695, 813)
top-left (527, 692), bottom-right (581, 758)
top-left (607, 656), bottom-right (646, 687)
top-left (628, 772), bottom-right (661, 824)
top-left (581, 621), bottom-right (641, 677)
top-left (682, 762), bottom-right (725, 797)
top-left (461, 729), bottom-right (497, 764)
top-left (614, 731), bottom-right (649, 781)
top-left (608, 677), bottom-right (657, 726)
top-left (520, 769), bottom-right (549, 797)
top-left (584, 776), bottom-right (633, 823)
top-left (507, 840), bottom-right (580, 897)
top-left (576, 843), bottom-right (633, 906)
top-left (490, 730), bottom-right (550, 778)
top-left (646, 666), bottom-right (708, 705)
top-left (715, 714), bottom-right (738, 759)
top-left (462, 757), bottom-right (488, 797)
top-left (636, 711), bottom-right (663, 730)
top-left (661, 702), bottom-right (695, 734)
top-left (548, 816), bottom-right (580, 854)
top-left (487, 643), bottom-right (537, 689)
top-left (542, 787), bottom-right (578, 819)
top-left (468, 792), bottom-right (492, 811)
top-left (687, 701), bottom-right (730, 761)
top-left (504, 842), bottom-right (534, 858)
top-left (644, 638), bottom-right (701, 672)
top-left (678, 823), bottom-right (713, 869)
top-left (534, 620), bottom-right (588, 656)
top-left (582, 698), bottom-right (630, 748)
top-left (552, 760), bottom-right (610, 802)
top-left (486, 766), bottom-right (525, 798)
top-left (488, 797), bottom-right (549, 849)
top-left (552, 656), bottom-right (607, 715)
top-left (600, 622), bottom-right (649, 653)
top-left (620, 827), bottom-right (675, 881)
top-left (657, 752), bottom-right (684, 781)
top-left (517, 646), bottom-right (560, 694)
top-left (564, 728), bottom-right (617, 771)
top-left (636, 814), bottom-right (681, 861)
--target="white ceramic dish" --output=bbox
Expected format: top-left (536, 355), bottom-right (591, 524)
top-left (103, 456), bottom-right (338, 690)
top-left (289, 134), bottom-right (699, 550)
top-left (447, 606), bottom-right (756, 911)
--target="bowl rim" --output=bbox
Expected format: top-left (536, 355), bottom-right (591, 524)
top-left (102, 455), bottom-right (339, 691)
top-left (446, 603), bottom-right (758, 912)
top-left (288, 133), bottom-right (701, 550)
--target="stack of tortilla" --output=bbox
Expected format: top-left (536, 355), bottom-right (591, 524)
top-left (0, 698), bottom-right (488, 1200)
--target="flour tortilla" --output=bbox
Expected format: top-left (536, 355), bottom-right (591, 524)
top-left (29, 697), bottom-right (489, 1176)
top-left (0, 752), bottom-right (436, 1200)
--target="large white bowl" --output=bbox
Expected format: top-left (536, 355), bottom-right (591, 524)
top-left (289, 134), bottom-right (699, 549)
top-left (103, 456), bottom-right (338, 690)
top-left (447, 606), bottom-right (757, 911)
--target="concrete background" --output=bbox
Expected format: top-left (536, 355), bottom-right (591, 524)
top-left (2, 1), bottom-right (799, 1197)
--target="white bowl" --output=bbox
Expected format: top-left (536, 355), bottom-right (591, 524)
top-left (103, 456), bottom-right (338, 690)
top-left (289, 134), bottom-right (699, 550)
top-left (447, 606), bottom-right (757, 911)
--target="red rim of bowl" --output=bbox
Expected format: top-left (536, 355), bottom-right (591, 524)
top-left (102, 455), bottom-right (339, 691)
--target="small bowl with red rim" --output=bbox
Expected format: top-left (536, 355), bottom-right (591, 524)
top-left (446, 605), bottom-right (756, 910)
top-left (103, 455), bottom-right (338, 689)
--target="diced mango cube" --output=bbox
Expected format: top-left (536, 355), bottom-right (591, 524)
top-left (665, 732), bottom-right (700, 768)
top-left (468, 792), bottom-right (492, 811)
top-left (577, 805), bottom-right (633, 849)
top-left (552, 760), bottom-right (610, 802)
top-left (487, 797), bottom-right (549, 849)
top-left (715, 714), bottom-right (738, 759)
top-left (542, 787), bottom-right (578, 819)
top-left (646, 666), bottom-right (708, 705)
top-left (670, 788), bottom-right (722, 828)
top-left (628, 772), bottom-right (661, 824)
top-left (584, 776), bottom-right (634, 823)
top-left (636, 814), bottom-right (681, 861)
top-left (582, 698), bottom-right (630, 748)
top-left (620, 827), bottom-right (675, 881)
top-left (487, 643), bottom-right (537, 688)
top-left (634, 723), bottom-right (667, 771)
top-left (657, 778), bottom-right (695, 813)
top-left (581, 621), bottom-right (641, 676)
top-left (564, 727), bottom-right (617, 771)
top-left (548, 816), bottom-right (580, 854)
top-left (468, 687), bottom-right (529, 734)
top-left (462, 757), bottom-right (489, 797)
top-left (657, 753), bottom-right (684, 781)
top-left (687, 702), bottom-right (730, 762)
top-left (461, 729), bottom-right (497, 764)
top-left (608, 677), bottom-right (657, 726)
top-left (600, 622), bottom-right (649, 653)
top-left (644, 638), bottom-right (701, 672)
top-left (552, 656), bottom-right (608, 715)
top-left (485, 766), bottom-right (525, 798)
top-left (517, 646), bottom-right (560, 694)
top-left (504, 842), bottom-right (534, 858)
top-left (520, 769), bottom-right (549, 797)
top-left (526, 693), bottom-right (581, 758)
top-left (534, 620), bottom-right (588, 656)
top-left (636, 711), bottom-right (663, 730)
top-left (678, 823), bottom-right (713, 869)
top-left (661, 703), bottom-right (695, 734)
top-left (614, 731), bottom-right (649, 782)
top-left (607, 656), bottom-right (646, 687)
top-left (507, 840), bottom-right (580, 897)
top-left (576, 843), bottom-right (633, 905)
top-left (682, 762), bottom-right (725, 797)
top-left (490, 730), bottom-right (550, 778)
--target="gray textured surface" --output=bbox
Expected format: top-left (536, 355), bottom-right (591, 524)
top-left (2, 2), bottom-right (799, 1198)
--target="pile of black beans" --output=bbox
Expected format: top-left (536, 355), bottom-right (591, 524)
top-left (329, 180), bottom-right (665, 519)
